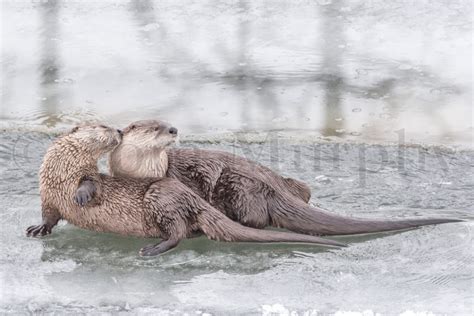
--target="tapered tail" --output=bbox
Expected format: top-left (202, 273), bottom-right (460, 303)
top-left (271, 196), bottom-right (462, 236)
top-left (197, 208), bottom-right (346, 248)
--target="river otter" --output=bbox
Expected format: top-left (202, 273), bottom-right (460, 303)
top-left (109, 122), bottom-right (311, 203)
top-left (26, 124), bottom-right (346, 256)
top-left (108, 119), bottom-right (461, 236)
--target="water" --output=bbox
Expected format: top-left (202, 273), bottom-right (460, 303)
top-left (1, 0), bottom-right (473, 314)
top-left (1, 0), bottom-right (472, 146)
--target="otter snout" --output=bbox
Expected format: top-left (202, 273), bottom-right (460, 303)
top-left (169, 127), bottom-right (178, 135)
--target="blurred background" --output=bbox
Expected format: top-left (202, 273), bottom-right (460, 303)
top-left (1, 0), bottom-right (472, 146)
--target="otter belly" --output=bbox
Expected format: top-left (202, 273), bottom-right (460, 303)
top-left (57, 183), bottom-right (154, 238)
top-left (52, 176), bottom-right (160, 238)
top-left (61, 204), bottom-right (149, 238)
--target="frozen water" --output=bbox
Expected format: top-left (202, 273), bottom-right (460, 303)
top-left (0, 133), bottom-right (472, 314)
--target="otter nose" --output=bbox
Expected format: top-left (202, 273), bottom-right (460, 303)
top-left (169, 127), bottom-right (178, 135)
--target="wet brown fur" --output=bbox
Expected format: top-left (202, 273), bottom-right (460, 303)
top-left (109, 120), bottom-right (461, 236)
top-left (26, 124), bottom-right (346, 256)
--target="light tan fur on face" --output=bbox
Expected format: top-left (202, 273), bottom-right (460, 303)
top-left (68, 124), bottom-right (122, 157)
top-left (40, 124), bottom-right (121, 187)
top-left (109, 120), bottom-right (176, 178)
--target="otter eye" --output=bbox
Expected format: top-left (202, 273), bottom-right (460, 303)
top-left (154, 126), bottom-right (160, 132)
top-left (99, 125), bottom-right (107, 129)
top-left (130, 125), bottom-right (136, 130)
top-left (71, 126), bottom-right (80, 133)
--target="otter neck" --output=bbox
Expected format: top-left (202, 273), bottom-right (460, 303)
top-left (110, 146), bottom-right (169, 178)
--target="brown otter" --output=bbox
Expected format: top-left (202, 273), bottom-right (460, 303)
top-left (26, 124), bottom-right (346, 256)
top-left (108, 119), bottom-right (461, 236)
top-left (109, 122), bottom-right (311, 203)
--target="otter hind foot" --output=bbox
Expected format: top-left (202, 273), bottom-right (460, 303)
top-left (139, 239), bottom-right (180, 257)
top-left (26, 224), bottom-right (52, 237)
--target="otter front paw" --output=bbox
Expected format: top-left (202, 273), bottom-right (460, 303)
top-left (74, 180), bottom-right (96, 206)
top-left (74, 189), bottom-right (93, 206)
top-left (26, 224), bottom-right (51, 237)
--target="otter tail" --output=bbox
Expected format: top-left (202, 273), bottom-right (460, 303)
top-left (196, 209), bottom-right (346, 248)
top-left (270, 195), bottom-right (462, 236)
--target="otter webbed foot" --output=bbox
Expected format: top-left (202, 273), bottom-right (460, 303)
top-left (26, 224), bottom-right (52, 237)
top-left (74, 179), bottom-right (96, 206)
top-left (139, 239), bottom-right (180, 256)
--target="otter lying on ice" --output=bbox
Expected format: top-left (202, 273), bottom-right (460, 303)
top-left (108, 119), bottom-right (460, 236)
top-left (26, 124), bottom-right (346, 256)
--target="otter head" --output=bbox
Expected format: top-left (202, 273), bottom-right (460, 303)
top-left (120, 119), bottom-right (178, 151)
top-left (68, 124), bottom-right (123, 157)
top-left (109, 120), bottom-right (177, 178)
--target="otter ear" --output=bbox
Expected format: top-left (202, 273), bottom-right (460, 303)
top-left (123, 124), bottom-right (136, 133)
